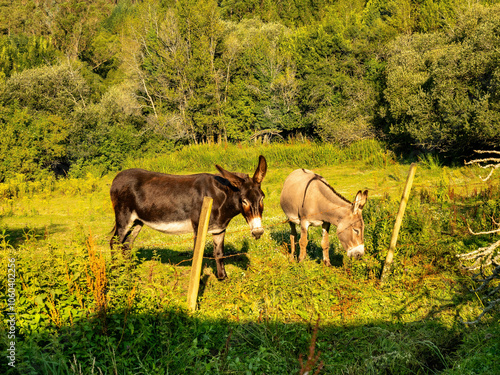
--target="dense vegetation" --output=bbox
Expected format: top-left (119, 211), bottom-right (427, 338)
top-left (0, 143), bottom-right (499, 374)
top-left (1, 0), bottom-right (500, 181)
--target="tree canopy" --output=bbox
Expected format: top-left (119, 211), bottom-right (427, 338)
top-left (1, 0), bottom-right (500, 180)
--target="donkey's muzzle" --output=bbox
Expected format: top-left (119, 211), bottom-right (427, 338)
top-left (252, 227), bottom-right (264, 239)
top-left (249, 217), bottom-right (264, 239)
top-left (347, 244), bottom-right (365, 259)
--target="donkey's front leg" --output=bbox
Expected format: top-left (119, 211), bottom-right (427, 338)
top-left (212, 231), bottom-right (227, 280)
top-left (321, 222), bottom-right (331, 267)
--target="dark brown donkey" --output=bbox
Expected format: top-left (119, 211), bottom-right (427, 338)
top-left (280, 169), bottom-right (368, 265)
top-left (110, 156), bottom-right (267, 279)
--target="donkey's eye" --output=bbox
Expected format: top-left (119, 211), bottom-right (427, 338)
top-left (353, 228), bottom-right (360, 235)
top-left (242, 199), bottom-right (250, 207)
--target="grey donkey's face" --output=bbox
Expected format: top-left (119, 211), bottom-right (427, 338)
top-left (336, 190), bottom-right (368, 258)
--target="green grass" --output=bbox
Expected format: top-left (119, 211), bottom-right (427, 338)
top-left (1, 141), bottom-right (499, 374)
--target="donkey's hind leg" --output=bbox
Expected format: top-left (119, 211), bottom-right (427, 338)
top-left (123, 222), bottom-right (143, 252)
top-left (288, 222), bottom-right (298, 262)
top-left (321, 222), bottom-right (332, 267)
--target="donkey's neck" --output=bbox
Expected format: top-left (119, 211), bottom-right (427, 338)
top-left (316, 182), bottom-right (352, 226)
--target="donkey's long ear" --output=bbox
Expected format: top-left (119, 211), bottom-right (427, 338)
top-left (216, 165), bottom-right (245, 189)
top-left (252, 155), bottom-right (267, 184)
top-left (352, 190), bottom-right (368, 214)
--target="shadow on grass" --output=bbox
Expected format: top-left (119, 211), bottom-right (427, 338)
top-left (270, 227), bottom-right (344, 267)
top-left (2, 303), bottom-right (488, 375)
top-left (134, 238), bottom-right (251, 275)
top-left (0, 224), bottom-right (66, 249)
top-left (3, 234), bottom-right (497, 375)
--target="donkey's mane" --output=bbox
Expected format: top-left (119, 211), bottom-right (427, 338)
top-left (301, 170), bottom-right (351, 208)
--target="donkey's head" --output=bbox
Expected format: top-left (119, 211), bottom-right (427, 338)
top-left (216, 156), bottom-right (267, 239)
top-left (336, 190), bottom-right (368, 258)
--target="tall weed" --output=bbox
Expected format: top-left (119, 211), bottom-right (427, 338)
top-left (125, 139), bottom-right (393, 173)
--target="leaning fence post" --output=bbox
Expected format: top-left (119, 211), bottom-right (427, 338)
top-left (187, 196), bottom-right (213, 312)
top-left (380, 163), bottom-right (417, 284)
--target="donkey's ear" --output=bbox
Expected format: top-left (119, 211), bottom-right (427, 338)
top-left (353, 190), bottom-right (368, 214)
top-left (252, 155), bottom-right (267, 184)
top-left (216, 165), bottom-right (245, 189)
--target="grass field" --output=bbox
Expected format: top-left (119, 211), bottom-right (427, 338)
top-left (1, 141), bottom-right (499, 374)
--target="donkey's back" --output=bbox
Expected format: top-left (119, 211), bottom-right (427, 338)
top-left (280, 168), bottom-right (329, 224)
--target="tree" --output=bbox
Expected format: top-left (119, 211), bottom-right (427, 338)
top-left (0, 0), bottom-right (114, 59)
top-left (122, 0), bottom-right (227, 143)
top-left (383, 4), bottom-right (500, 156)
top-left (0, 35), bottom-right (59, 79)
top-left (231, 20), bottom-right (299, 137)
top-left (0, 0), bottom-right (26, 35)
top-left (288, 5), bottom-right (378, 143)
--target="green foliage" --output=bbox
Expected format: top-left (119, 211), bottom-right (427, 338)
top-left (0, 63), bottom-right (91, 115)
top-left (49, 0), bottom-right (114, 60)
top-left (384, 4), bottom-right (500, 156)
top-left (0, 35), bottom-right (59, 79)
top-left (67, 84), bottom-right (145, 177)
top-left (219, 0), bottom-right (333, 27)
top-left (0, 107), bottom-right (69, 181)
top-left (1, 1), bottom-right (500, 177)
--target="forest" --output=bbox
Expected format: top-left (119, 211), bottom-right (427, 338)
top-left (1, 0), bottom-right (500, 181)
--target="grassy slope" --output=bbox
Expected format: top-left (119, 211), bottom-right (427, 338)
top-left (1, 141), bottom-right (499, 374)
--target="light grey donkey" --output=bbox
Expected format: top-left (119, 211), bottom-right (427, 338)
top-left (280, 169), bottom-right (368, 265)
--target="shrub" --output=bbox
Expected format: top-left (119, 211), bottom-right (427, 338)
top-left (0, 107), bottom-right (69, 181)
top-left (0, 63), bottom-right (90, 115)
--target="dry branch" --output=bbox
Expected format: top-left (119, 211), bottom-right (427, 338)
top-left (457, 239), bottom-right (500, 270)
top-left (458, 150), bottom-right (500, 323)
top-left (465, 150), bottom-right (500, 181)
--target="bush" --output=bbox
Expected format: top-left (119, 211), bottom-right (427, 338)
top-left (66, 84), bottom-right (146, 176)
top-left (0, 107), bottom-right (69, 181)
top-left (0, 63), bottom-right (91, 115)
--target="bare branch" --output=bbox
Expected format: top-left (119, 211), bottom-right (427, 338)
top-left (473, 150), bottom-right (500, 156)
top-left (467, 225), bottom-right (500, 236)
top-left (459, 152), bottom-right (500, 323)
top-left (461, 295), bottom-right (500, 325)
top-left (457, 239), bottom-right (500, 270)
top-left (465, 150), bottom-right (500, 181)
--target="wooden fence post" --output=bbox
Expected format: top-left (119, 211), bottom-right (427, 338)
top-left (187, 196), bottom-right (213, 312)
top-left (380, 163), bottom-right (417, 284)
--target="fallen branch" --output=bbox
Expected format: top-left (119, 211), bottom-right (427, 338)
top-left (465, 150), bottom-right (500, 181)
top-left (458, 151), bottom-right (500, 323)
top-left (457, 239), bottom-right (500, 270)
